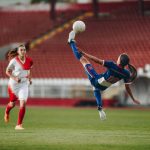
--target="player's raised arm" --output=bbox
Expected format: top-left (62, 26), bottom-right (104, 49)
top-left (125, 84), bottom-right (140, 104)
top-left (80, 50), bottom-right (104, 65)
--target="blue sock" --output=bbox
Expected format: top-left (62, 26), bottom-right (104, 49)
top-left (93, 89), bottom-right (102, 109)
top-left (85, 64), bottom-right (98, 78)
top-left (70, 41), bottom-right (82, 60)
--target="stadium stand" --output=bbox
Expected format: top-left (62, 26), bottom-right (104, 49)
top-left (0, 5), bottom-right (150, 79)
top-left (0, 2), bottom-right (150, 106)
top-left (0, 11), bottom-right (52, 46)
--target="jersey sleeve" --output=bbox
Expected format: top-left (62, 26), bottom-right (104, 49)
top-left (6, 59), bottom-right (15, 70)
top-left (103, 61), bottom-right (114, 68)
top-left (30, 59), bottom-right (33, 68)
top-left (27, 57), bottom-right (33, 69)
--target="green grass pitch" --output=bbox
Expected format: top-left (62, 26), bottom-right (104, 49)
top-left (0, 106), bottom-right (150, 150)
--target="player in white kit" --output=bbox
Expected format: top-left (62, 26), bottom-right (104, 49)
top-left (4, 45), bottom-right (33, 130)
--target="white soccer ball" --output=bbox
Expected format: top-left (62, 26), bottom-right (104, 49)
top-left (72, 20), bottom-right (86, 33)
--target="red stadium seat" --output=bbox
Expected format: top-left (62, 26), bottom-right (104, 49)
top-left (0, 7), bottom-right (150, 78)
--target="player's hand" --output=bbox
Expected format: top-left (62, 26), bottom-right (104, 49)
top-left (68, 30), bottom-right (76, 43)
top-left (14, 77), bottom-right (21, 83)
top-left (29, 80), bottom-right (32, 85)
top-left (133, 99), bottom-right (140, 104)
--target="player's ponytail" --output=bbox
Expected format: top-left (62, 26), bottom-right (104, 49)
top-left (6, 48), bottom-right (18, 61)
top-left (119, 53), bottom-right (137, 83)
top-left (128, 63), bottom-right (137, 83)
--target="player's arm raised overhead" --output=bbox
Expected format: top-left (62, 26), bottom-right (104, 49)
top-left (125, 84), bottom-right (140, 104)
top-left (79, 49), bottom-right (104, 65)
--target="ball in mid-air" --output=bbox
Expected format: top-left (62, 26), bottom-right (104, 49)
top-left (72, 20), bottom-right (86, 33)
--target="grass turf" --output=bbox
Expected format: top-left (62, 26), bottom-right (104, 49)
top-left (0, 107), bottom-right (150, 150)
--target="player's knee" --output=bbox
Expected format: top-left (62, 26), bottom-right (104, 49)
top-left (9, 102), bottom-right (15, 107)
top-left (20, 100), bottom-right (26, 107)
top-left (80, 56), bottom-right (90, 66)
top-left (93, 87), bottom-right (99, 91)
top-left (93, 86), bottom-right (96, 91)
top-left (80, 56), bottom-right (87, 62)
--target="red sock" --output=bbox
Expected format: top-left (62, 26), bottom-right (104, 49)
top-left (17, 107), bottom-right (26, 125)
top-left (5, 104), bottom-right (14, 115)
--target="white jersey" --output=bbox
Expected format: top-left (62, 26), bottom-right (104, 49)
top-left (7, 56), bottom-right (33, 101)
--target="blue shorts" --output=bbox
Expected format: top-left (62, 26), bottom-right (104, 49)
top-left (84, 64), bottom-right (107, 91)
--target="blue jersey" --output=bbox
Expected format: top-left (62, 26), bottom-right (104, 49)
top-left (84, 60), bottom-right (131, 91)
top-left (102, 61), bottom-right (130, 84)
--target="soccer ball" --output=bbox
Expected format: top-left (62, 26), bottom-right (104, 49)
top-left (72, 20), bottom-right (86, 33)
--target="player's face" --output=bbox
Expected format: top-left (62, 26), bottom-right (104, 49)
top-left (117, 55), bottom-right (121, 65)
top-left (17, 46), bottom-right (26, 57)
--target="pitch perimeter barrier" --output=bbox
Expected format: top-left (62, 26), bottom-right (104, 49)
top-left (0, 77), bottom-right (150, 106)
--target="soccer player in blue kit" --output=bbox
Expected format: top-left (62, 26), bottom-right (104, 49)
top-left (68, 30), bottom-right (140, 120)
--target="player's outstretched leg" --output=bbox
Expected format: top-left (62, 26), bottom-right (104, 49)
top-left (70, 40), bottom-right (82, 60)
top-left (93, 88), bottom-right (106, 120)
top-left (83, 62), bottom-right (106, 121)
top-left (68, 30), bottom-right (83, 60)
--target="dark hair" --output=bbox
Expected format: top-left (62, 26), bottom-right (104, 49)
top-left (128, 64), bottom-right (137, 83)
top-left (6, 44), bottom-right (26, 61)
top-left (6, 48), bottom-right (18, 61)
top-left (120, 54), bottom-right (130, 67)
top-left (120, 53), bottom-right (137, 83)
